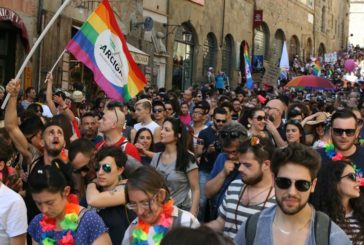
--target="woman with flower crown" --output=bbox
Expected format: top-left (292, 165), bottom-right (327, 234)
top-left (27, 161), bottom-right (112, 244)
top-left (122, 165), bottom-right (199, 245)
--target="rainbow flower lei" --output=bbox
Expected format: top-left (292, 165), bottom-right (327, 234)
top-left (39, 194), bottom-right (80, 245)
top-left (132, 199), bottom-right (174, 245)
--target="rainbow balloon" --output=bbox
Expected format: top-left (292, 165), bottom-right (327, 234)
top-left (66, 0), bottom-right (146, 102)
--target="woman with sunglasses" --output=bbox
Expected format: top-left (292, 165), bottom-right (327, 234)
top-left (285, 120), bottom-right (306, 145)
top-left (246, 108), bottom-right (269, 139)
top-left (150, 117), bottom-right (200, 217)
top-left (28, 160), bottom-right (112, 244)
top-left (311, 160), bottom-right (364, 244)
top-left (133, 128), bottom-right (155, 165)
top-left (87, 146), bottom-right (136, 245)
top-left (123, 166), bottom-right (199, 244)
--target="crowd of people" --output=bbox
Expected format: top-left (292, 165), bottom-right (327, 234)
top-left (1, 47), bottom-right (364, 245)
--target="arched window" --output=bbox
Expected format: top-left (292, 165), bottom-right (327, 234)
top-left (221, 35), bottom-right (233, 78)
top-left (202, 33), bottom-right (217, 77)
top-left (172, 24), bottom-right (195, 90)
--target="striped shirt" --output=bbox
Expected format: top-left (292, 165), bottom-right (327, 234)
top-left (218, 179), bottom-right (276, 239)
top-left (340, 212), bottom-right (363, 245)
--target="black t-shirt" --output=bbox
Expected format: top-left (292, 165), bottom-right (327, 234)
top-left (97, 203), bottom-right (136, 245)
top-left (198, 126), bottom-right (220, 172)
top-left (317, 145), bottom-right (364, 172)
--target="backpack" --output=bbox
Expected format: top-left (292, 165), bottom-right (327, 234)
top-left (245, 210), bottom-right (331, 245)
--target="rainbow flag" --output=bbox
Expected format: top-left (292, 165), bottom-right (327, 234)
top-left (66, 0), bottom-right (146, 102)
top-left (312, 59), bottom-right (321, 76)
top-left (244, 42), bottom-right (254, 90)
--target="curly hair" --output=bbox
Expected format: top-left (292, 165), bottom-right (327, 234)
top-left (310, 160), bottom-right (364, 243)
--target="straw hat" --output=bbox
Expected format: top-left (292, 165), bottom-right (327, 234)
top-left (305, 112), bottom-right (330, 126)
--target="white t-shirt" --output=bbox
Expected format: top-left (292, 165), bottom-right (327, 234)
top-left (134, 120), bottom-right (160, 135)
top-left (0, 183), bottom-right (27, 245)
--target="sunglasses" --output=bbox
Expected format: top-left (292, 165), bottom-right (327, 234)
top-left (153, 108), bottom-right (164, 113)
top-left (332, 128), bottom-right (356, 137)
top-left (73, 165), bottom-right (90, 174)
top-left (220, 131), bottom-right (243, 138)
top-left (253, 115), bottom-right (267, 121)
top-left (340, 172), bottom-right (358, 182)
top-left (358, 118), bottom-right (364, 125)
top-left (215, 119), bottom-right (227, 123)
top-left (275, 177), bottom-right (312, 192)
top-left (95, 163), bottom-right (112, 173)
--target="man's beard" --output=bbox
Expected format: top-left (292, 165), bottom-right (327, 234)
top-left (332, 135), bottom-right (356, 152)
top-left (243, 170), bottom-right (264, 185)
top-left (45, 144), bottom-right (63, 157)
top-left (276, 194), bottom-right (307, 215)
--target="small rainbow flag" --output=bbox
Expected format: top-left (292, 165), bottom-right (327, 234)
top-left (312, 59), bottom-right (321, 76)
top-left (66, 0), bottom-right (146, 102)
top-left (244, 42), bottom-right (254, 90)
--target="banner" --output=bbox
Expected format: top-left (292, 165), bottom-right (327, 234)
top-left (66, 0), bottom-right (147, 102)
top-left (279, 41), bottom-right (289, 79)
top-left (244, 42), bottom-right (254, 90)
top-left (253, 10), bottom-right (263, 28)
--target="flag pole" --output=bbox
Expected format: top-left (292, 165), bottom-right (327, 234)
top-left (43, 49), bottom-right (67, 84)
top-left (1, 0), bottom-right (73, 109)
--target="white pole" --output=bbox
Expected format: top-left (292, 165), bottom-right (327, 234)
top-left (1, 0), bottom-right (73, 109)
top-left (43, 49), bottom-right (67, 84)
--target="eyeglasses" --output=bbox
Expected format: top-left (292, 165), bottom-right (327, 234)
top-left (340, 172), bottom-right (358, 182)
top-left (275, 177), bottom-right (312, 192)
top-left (126, 193), bottom-right (158, 211)
top-left (73, 165), bottom-right (90, 174)
top-left (253, 115), bottom-right (267, 121)
top-left (95, 163), bottom-right (112, 173)
top-left (220, 131), bottom-right (243, 138)
top-left (153, 108), bottom-right (164, 113)
top-left (332, 128), bottom-right (356, 137)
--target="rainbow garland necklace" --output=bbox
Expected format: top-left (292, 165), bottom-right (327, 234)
top-left (39, 195), bottom-right (80, 245)
top-left (132, 199), bottom-right (174, 245)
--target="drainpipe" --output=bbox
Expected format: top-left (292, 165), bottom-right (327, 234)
top-left (221, 0), bottom-right (226, 48)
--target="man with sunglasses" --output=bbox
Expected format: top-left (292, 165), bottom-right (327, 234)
top-left (195, 107), bottom-right (228, 221)
top-left (317, 109), bottom-right (364, 173)
top-left (205, 122), bottom-right (248, 219)
top-left (152, 100), bottom-right (166, 127)
top-left (87, 146), bottom-right (136, 245)
top-left (234, 143), bottom-right (351, 245)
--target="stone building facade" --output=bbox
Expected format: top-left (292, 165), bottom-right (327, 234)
top-left (0, 0), bottom-right (349, 93)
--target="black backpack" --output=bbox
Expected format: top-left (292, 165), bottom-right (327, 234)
top-left (245, 210), bottom-right (331, 245)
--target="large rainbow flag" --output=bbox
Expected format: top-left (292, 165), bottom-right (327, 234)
top-left (244, 42), bottom-right (254, 90)
top-left (66, 0), bottom-right (146, 102)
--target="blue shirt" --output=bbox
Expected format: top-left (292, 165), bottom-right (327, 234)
top-left (208, 153), bottom-right (240, 211)
top-left (234, 205), bottom-right (351, 245)
top-left (28, 209), bottom-right (108, 244)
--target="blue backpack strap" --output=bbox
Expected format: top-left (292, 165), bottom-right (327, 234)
top-left (245, 212), bottom-right (261, 245)
top-left (314, 211), bottom-right (331, 245)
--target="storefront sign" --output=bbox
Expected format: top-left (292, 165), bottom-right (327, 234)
top-left (253, 10), bottom-right (263, 28)
top-left (130, 52), bottom-right (149, 65)
top-left (0, 7), bottom-right (30, 51)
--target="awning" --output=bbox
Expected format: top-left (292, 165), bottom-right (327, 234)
top-left (0, 7), bottom-right (30, 52)
top-left (127, 43), bottom-right (149, 65)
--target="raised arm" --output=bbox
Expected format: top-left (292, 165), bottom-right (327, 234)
top-left (5, 79), bottom-right (32, 163)
top-left (86, 182), bottom-right (126, 208)
top-left (45, 72), bottom-right (57, 115)
top-left (187, 168), bottom-right (200, 217)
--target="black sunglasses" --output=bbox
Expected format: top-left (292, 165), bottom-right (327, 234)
top-left (73, 165), bottom-right (90, 174)
top-left (340, 172), bottom-right (357, 182)
top-left (358, 118), bottom-right (364, 125)
top-left (220, 131), bottom-right (243, 139)
top-left (253, 115), bottom-right (267, 121)
top-left (332, 128), bottom-right (356, 137)
top-left (95, 163), bottom-right (112, 173)
top-left (153, 108), bottom-right (164, 113)
top-left (215, 119), bottom-right (227, 123)
top-left (275, 177), bottom-right (312, 192)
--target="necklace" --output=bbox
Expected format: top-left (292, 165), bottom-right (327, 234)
top-left (39, 194), bottom-right (80, 245)
top-left (273, 207), bottom-right (312, 235)
top-left (132, 199), bottom-right (174, 245)
top-left (246, 186), bottom-right (273, 205)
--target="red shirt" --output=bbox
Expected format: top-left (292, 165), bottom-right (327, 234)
top-left (96, 137), bottom-right (141, 162)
